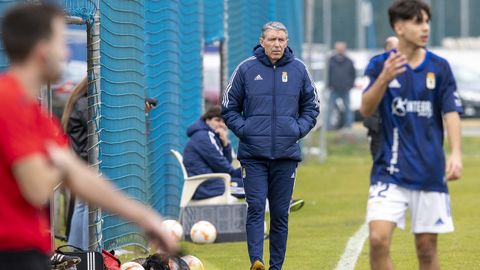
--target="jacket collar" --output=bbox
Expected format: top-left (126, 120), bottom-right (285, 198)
top-left (253, 45), bottom-right (294, 67)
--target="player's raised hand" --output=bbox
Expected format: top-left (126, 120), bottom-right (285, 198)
top-left (380, 51), bottom-right (407, 82)
top-left (446, 152), bottom-right (462, 181)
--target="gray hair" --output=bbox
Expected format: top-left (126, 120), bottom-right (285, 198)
top-left (261, 21), bottom-right (288, 38)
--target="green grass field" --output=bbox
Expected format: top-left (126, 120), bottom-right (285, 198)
top-left (178, 133), bottom-right (480, 269)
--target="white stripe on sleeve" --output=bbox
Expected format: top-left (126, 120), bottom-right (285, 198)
top-left (222, 56), bottom-right (256, 107)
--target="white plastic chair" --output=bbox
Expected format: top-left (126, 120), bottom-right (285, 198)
top-left (170, 149), bottom-right (235, 208)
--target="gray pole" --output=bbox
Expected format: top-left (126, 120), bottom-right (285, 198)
top-left (460, 0), bottom-right (470, 37)
top-left (323, 0), bottom-right (331, 50)
top-left (305, 0), bottom-right (314, 68)
top-left (320, 0), bottom-right (331, 162)
top-left (437, 0), bottom-right (445, 45)
top-left (356, 0), bottom-right (365, 50)
top-left (87, 5), bottom-right (102, 251)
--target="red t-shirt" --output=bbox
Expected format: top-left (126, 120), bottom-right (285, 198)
top-left (0, 74), bottom-right (68, 254)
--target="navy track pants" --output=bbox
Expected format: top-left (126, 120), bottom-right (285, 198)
top-left (240, 158), bottom-right (297, 270)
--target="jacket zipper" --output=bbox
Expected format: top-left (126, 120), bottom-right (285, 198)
top-left (271, 65), bottom-right (276, 158)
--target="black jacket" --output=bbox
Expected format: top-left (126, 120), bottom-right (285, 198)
top-left (328, 54), bottom-right (356, 92)
top-left (67, 95), bottom-right (88, 161)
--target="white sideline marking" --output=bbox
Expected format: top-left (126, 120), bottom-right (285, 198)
top-left (334, 222), bottom-right (369, 270)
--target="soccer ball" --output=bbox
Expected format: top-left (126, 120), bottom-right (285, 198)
top-left (162, 219), bottom-right (184, 241)
top-left (120, 261), bottom-right (145, 270)
top-left (181, 255), bottom-right (204, 270)
top-left (190, 220), bottom-right (217, 244)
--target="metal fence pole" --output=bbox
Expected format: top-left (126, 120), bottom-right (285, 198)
top-left (305, 0), bottom-right (314, 69)
top-left (87, 4), bottom-right (102, 251)
top-left (356, 0), bottom-right (365, 50)
top-left (460, 0), bottom-right (470, 37)
top-left (436, 0), bottom-right (446, 45)
top-left (319, 0), bottom-right (331, 162)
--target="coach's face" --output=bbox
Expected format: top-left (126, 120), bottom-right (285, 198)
top-left (260, 30), bottom-right (288, 65)
top-left (395, 10), bottom-right (430, 48)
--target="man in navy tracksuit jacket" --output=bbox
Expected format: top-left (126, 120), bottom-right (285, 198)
top-left (183, 106), bottom-right (244, 200)
top-left (222, 22), bottom-right (319, 270)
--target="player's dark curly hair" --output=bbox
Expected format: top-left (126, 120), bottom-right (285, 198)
top-left (388, 0), bottom-right (431, 29)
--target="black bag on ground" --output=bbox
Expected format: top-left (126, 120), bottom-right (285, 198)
top-left (56, 245), bottom-right (104, 270)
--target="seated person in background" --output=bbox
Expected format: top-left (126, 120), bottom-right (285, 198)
top-left (183, 106), bottom-right (245, 200)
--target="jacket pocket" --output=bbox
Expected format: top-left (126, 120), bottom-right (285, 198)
top-left (242, 118), bottom-right (251, 138)
top-left (295, 121), bottom-right (302, 138)
top-left (275, 116), bottom-right (301, 139)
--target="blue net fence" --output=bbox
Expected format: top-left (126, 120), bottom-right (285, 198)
top-left (204, 0), bottom-right (224, 44)
top-left (178, 0), bottom-right (202, 151)
top-left (145, 1), bottom-right (180, 223)
top-left (146, 0), bottom-right (203, 219)
top-left (98, 0), bottom-right (149, 250)
top-left (144, 0), bottom-right (203, 221)
top-left (60, 0), bottom-right (97, 22)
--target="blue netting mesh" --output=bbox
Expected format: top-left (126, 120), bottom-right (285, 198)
top-left (145, 1), bottom-right (182, 220)
top-left (99, 0), bottom-right (148, 251)
top-left (178, 0), bottom-right (202, 149)
top-left (145, 0), bottom-right (202, 219)
top-left (204, 0), bottom-right (224, 44)
top-left (227, 0), bottom-right (269, 78)
top-left (57, 0), bottom-right (97, 22)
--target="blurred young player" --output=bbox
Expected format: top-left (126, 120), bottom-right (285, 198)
top-left (360, 1), bottom-right (463, 269)
top-left (0, 4), bottom-right (177, 269)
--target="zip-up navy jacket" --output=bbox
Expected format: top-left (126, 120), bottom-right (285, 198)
top-left (183, 120), bottom-right (241, 200)
top-left (222, 45), bottom-right (320, 161)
